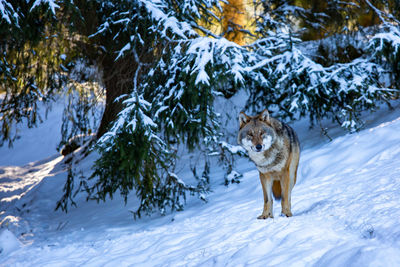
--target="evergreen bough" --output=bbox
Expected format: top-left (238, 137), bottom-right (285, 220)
top-left (2, 0), bottom-right (400, 218)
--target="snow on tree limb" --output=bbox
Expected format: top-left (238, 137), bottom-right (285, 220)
top-left (186, 37), bottom-right (246, 86)
top-left (30, 0), bottom-right (60, 14)
top-left (0, 0), bottom-right (16, 24)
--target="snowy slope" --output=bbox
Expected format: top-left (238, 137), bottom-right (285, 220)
top-left (1, 101), bottom-right (400, 266)
top-left (0, 100), bottom-right (64, 167)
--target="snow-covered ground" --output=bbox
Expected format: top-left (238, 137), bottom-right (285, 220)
top-left (1, 100), bottom-right (400, 266)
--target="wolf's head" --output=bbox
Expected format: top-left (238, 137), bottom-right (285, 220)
top-left (237, 109), bottom-right (276, 153)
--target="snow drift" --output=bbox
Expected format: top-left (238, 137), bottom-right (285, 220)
top-left (1, 101), bottom-right (400, 266)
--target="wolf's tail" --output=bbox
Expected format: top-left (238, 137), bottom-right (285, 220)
top-left (272, 180), bottom-right (282, 200)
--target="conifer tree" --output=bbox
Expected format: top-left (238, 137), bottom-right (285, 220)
top-left (0, 0), bottom-right (69, 146)
top-left (1, 0), bottom-right (399, 217)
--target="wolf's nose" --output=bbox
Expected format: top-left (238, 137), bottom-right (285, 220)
top-left (255, 144), bottom-right (262, 151)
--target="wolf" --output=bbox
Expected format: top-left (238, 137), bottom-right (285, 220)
top-left (237, 109), bottom-right (300, 219)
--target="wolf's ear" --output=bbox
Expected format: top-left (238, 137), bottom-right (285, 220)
top-left (239, 112), bottom-right (250, 128)
top-left (259, 109), bottom-right (270, 123)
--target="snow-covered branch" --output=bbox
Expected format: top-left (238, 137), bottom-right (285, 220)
top-left (0, 0), bottom-right (16, 24)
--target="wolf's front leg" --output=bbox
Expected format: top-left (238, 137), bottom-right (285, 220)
top-left (258, 172), bottom-right (274, 219)
top-left (281, 170), bottom-right (293, 217)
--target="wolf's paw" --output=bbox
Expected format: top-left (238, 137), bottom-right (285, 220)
top-left (257, 213), bottom-right (273, 219)
top-left (281, 210), bottom-right (293, 217)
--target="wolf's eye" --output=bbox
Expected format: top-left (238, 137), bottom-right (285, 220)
top-left (248, 132), bottom-right (253, 137)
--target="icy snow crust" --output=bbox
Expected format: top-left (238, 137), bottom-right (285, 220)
top-left (1, 101), bottom-right (400, 266)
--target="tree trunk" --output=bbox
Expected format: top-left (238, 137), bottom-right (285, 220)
top-left (222, 0), bottom-right (247, 45)
top-left (96, 55), bottom-right (139, 139)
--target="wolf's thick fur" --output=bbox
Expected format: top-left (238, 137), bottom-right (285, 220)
top-left (237, 109), bottom-right (300, 219)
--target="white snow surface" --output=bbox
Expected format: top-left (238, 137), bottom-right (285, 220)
top-left (0, 229), bottom-right (22, 255)
top-left (1, 100), bottom-right (400, 266)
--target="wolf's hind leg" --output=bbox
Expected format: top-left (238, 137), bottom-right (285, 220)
top-left (258, 173), bottom-right (274, 219)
